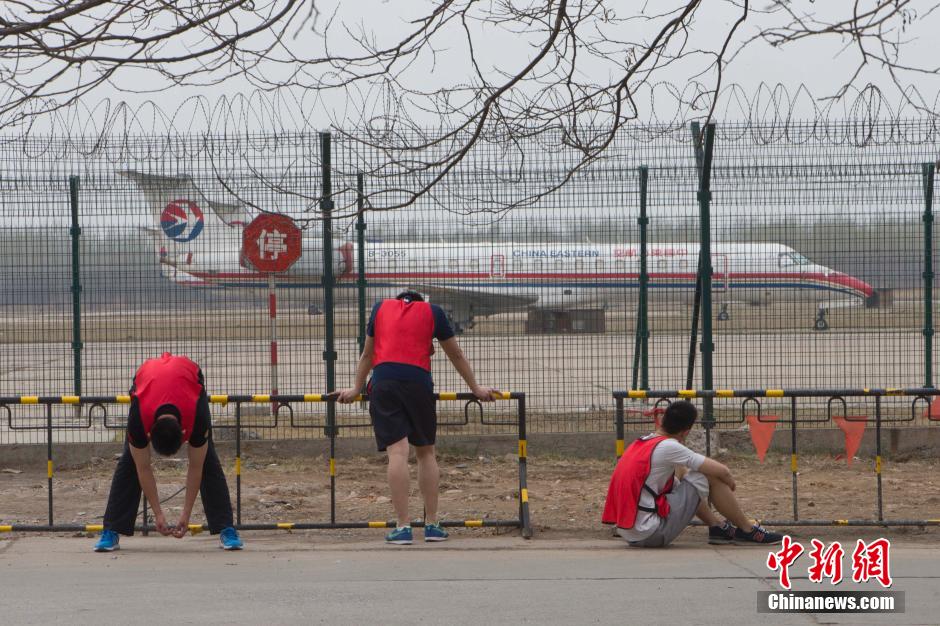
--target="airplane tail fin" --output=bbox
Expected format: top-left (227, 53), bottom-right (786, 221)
top-left (122, 170), bottom-right (248, 283)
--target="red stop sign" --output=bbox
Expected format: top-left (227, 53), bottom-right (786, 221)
top-left (242, 214), bottom-right (302, 273)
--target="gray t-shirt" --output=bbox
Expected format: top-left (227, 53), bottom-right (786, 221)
top-left (618, 436), bottom-right (706, 541)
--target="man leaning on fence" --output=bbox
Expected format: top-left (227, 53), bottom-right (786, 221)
top-left (93, 352), bottom-right (243, 552)
top-left (335, 290), bottom-right (499, 545)
top-left (603, 400), bottom-right (783, 548)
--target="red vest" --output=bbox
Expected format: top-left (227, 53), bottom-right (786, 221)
top-left (133, 352), bottom-right (202, 443)
top-left (601, 435), bottom-right (675, 529)
top-left (372, 300), bottom-right (435, 371)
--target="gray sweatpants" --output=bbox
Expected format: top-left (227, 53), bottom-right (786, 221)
top-left (620, 471), bottom-right (709, 548)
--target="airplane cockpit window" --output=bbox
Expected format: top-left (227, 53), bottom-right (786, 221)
top-left (778, 251), bottom-right (812, 268)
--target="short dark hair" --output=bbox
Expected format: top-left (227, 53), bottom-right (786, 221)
top-left (661, 400), bottom-right (698, 434)
top-left (150, 409), bottom-right (183, 456)
top-left (396, 290), bottom-right (424, 303)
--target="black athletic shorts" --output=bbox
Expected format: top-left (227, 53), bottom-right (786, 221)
top-left (368, 379), bottom-right (437, 451)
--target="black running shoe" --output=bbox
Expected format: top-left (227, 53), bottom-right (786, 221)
top-left (708, 521), bottom-right (736, 545)
top-left (734, 523), bottom-right (783, 545)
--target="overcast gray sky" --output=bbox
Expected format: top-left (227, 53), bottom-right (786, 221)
top-left (7, 2), bottom-right (940, 134)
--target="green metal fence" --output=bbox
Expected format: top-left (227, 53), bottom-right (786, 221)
top-left (2, 117), bottom-right (940, 443)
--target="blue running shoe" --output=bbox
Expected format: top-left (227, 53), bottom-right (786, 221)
top-left (385, 525), bottom-right (413, 545)
top-left (94, 529), bottom-right (120, 552)
top-left (423, 522), bottom-right (449, 542)
top-left (219, 527), bottom-right (244, 550)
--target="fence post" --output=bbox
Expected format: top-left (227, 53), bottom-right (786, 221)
top-left (698, 124), bottom-right (716, 425)
top-left (356, 173), bottom-right (367, 356)
top-left (632, 166), bottom-right (650, 391)
top-left (46, 403), bottom-right (53, 526)
top-left (689, 124), bottom-right (717, 452)
top-left (686, 124), bottom-right (704, 391)
top-left (923, 162), bottom-right (935, 388)
top-left (875, 396), bottom-right (883, 522)
top-left (320, 131), bottom-right (337, 524)
top-left (790, 396), bottom-right (799, 521)
top-left (236, 401), bottom-right (242, 526)
top-left (68, 176), bottom-right (82, 397)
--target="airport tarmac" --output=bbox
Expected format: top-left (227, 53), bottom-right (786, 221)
top-left (0, 329), bottom-right (932, 444)
top-left (1, 535), bottom-right (936, 625)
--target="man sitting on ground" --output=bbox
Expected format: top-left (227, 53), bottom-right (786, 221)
top-left (602, 400), bottom-right (783, 547)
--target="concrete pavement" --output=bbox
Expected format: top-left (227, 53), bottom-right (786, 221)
top-left (1, 534), bottom-right (937, 625)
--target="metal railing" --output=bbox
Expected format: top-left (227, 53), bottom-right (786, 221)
top-left (613, 388), bottom-right (940, 527)
top-left (0, 392), bottom-right (532, 538)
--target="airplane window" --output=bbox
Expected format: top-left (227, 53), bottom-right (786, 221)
top-left (779, 251), bottom-right (811, 268)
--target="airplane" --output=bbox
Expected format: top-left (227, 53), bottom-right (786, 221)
top-left (123, 170), bottom-right (875, 332)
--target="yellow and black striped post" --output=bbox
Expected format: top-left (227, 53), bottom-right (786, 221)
top-left (614, 396), bottom-right (625, 458)
top-left (789, 396), bottom-right (799, 521)
top-left (236, 400), bottom-right (242, 525)
top-left (45, 401), bottom-right (53, 526)
top-left (875, 396), bottom-right (884, 522)
top-left (516, 393), bottom-right (532, 538)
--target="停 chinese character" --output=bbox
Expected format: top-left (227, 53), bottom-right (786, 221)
top-left (258, 229), bottom-right (288, 260)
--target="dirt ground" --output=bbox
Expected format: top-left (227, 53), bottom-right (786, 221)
top-left (2, 448), bottom-right (939, 543)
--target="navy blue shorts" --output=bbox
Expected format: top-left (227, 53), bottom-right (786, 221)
top-left (368, 379), bottom-right (437, 451)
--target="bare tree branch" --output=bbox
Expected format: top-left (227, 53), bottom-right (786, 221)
top-left (1, 0), bottom-right (938, 216)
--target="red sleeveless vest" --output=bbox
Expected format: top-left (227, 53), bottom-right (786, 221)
top-left (133, 352), bottom-right (201, 443)
top-left (372, 300), bottom-right (435, 371)
top-left (601, 435), bottom-right (675, 529)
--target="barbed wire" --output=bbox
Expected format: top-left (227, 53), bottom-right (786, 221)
top-left (2, 82), bottom-right (940, 164)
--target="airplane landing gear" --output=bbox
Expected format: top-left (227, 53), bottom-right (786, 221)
top-left (446, 310), bottom-right (475, 334)
top-left (813, 306), bottom-right (829, 332)
top-left (717, 304), bottom-right (730, 322)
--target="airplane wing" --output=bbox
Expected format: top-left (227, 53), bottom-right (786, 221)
top-left (408, 283), bottom-right (538, 316)
top-left (160, 264), bottom-right (216, 287)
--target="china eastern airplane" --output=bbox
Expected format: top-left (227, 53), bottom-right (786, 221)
top-left (123, 171), bottom-right (874, 332)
